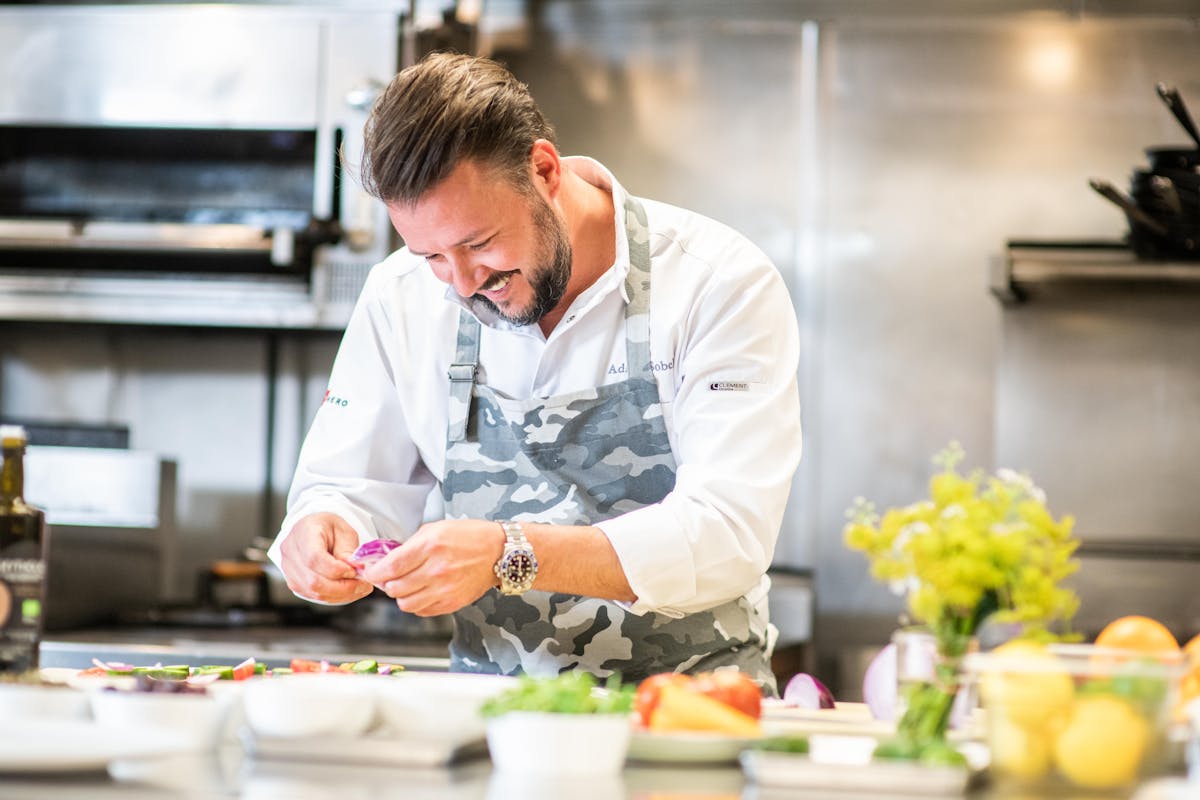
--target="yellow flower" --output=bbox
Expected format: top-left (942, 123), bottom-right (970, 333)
top-left (842, 443), bottom-right (1080, 644)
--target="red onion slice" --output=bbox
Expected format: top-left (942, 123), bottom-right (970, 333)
top-left (350, 538), bottom-right (403, 576)
top-left (783, 672), bottom-right (837, 709)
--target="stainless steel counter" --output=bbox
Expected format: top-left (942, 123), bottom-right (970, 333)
top-left (40, 625), bottom-right (451, 672)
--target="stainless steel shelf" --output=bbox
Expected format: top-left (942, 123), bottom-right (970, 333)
top-left (991, 240), bottom-right (1200, 304)
top-left (0, 271), bottom-right (354, 330)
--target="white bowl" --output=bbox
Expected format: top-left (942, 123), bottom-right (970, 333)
top-left (486, 712), bottom-right (632, 775)
top-left (242, 673), bottom-right (378, 739)
top-left (0, 682), bottom-right (90, 720)
top-left (90, 688), bottom-right (232, 752)
top-left (376, 672), bottom-right (516, 742)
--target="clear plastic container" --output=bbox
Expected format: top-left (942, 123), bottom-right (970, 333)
top-left (964, 642), bottom-right (1183, 793)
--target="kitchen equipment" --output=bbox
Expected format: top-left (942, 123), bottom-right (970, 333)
top-left (23, 445), bottom-right (176, 630)
top-left (1088, 179), bottom-right (1171, 237)
top-left (1092, 82), bottom-right (1200, 260)
top-left (1157, 82), bottom-right (1200, 148)
top-left (0, 4), bottom-right (402, 329)
top-left (1142, 83), bottom-right (1200, 172)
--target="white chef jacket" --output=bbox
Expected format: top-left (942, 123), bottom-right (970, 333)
top-left (269, 157), bottom-right (802, 618)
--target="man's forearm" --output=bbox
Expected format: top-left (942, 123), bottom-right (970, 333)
top-left (522, 522), bottom-right (636, 603)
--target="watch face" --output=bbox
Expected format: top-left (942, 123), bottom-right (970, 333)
top-left (505, 551), bottom-right (536, 582)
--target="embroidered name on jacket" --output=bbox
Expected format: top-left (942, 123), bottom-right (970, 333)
top-left (709, 381), bottom-right (750, 392)
top-left (607, 359), bottom-right (674, 375)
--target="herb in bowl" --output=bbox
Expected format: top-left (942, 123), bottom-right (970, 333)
top-left (480, 671), bottom-right (634, 717)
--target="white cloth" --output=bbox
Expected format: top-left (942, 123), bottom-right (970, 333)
top-left (269, 157), bottom-right (802, 617)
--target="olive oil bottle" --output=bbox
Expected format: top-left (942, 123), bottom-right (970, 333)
top-left (0, 425), bottom-right (47, 673)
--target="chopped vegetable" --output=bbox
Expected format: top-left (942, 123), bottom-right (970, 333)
top-left (650, 683), bottom-right (762, 736)
top-left (196, 665), bottom-right (235, 680)
top-left (350, 538), bottom-right (403, 575)
top-left (480, 672), bottom-right (634, 717)
top-left (862, 643), bottom-right (898, 721)
top-left (125, 673), bottom-right (208, 695)
top-left (756, 735), bottom-right (810, 753)
top-left (231, 658), bottom-right (257, 681)
top-left (782, 672), bottom-right (836, 710)
top-left (76, 655), bottom-right (404, 682)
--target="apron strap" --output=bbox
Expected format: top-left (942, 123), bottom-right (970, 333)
top-left (622, 195), bottom-right (654, 379)
top-left (446, 310), bottom-right (482, 443)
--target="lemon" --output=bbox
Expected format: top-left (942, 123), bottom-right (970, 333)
top-left (1053, 695), bottom-right (1149, 789)
top-left (989, 713), bottom-right (1053, 781)
top-left (979, 641), bottom-right (1075, 728)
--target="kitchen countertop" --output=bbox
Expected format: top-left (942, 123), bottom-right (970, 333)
top-left (0, 745), bottom-right (1191, 800)
top-left (15, 629), bottom-right (1196, 799)
top-left (40, 624), bottom-right (452, 671)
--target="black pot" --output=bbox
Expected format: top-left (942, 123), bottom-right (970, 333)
top-left (1145, 146), bottom-right (1200, 172)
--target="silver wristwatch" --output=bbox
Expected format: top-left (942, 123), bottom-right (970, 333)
top-left (494, 520), bottom-right (538, 596)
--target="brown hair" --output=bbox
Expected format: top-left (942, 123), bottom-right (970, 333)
top-left (360, 52), bottom-right (556, 205)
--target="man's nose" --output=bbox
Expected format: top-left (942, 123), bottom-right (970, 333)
top-left (445, 253), bottom-right (484, 298)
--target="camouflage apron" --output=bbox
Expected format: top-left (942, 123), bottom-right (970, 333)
top-left (441, 195), bottom-right (773, 686)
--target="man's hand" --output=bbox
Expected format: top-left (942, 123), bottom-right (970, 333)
top-left (362, 519), bottom-right (504, 616)
top-left (279, 512), bottom-right (374, 604)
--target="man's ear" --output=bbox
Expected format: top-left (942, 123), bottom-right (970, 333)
top-left (529, 139), bottom-right (562, 198)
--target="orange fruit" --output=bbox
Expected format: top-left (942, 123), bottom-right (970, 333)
top-left (1184, 633), bottom-right (1200, 659)
top-left (1179, 670), bottom-right (1200, 704)
top-left (1094, 615), bottom-right (1180, 654)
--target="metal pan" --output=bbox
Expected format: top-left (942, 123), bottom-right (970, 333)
top-left (1088, 178), bottom-right (1170, 236)
top-left (1143, 84), bottom-right (1200, 171)
top-left (1144, 146), bottom-right (1200, 172)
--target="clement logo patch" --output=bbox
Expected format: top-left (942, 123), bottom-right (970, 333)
top-left (322, 389), bottom-right (349, 408)
top-left (709, 381), bottom-right (749, 392)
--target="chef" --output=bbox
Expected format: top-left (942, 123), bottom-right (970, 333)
top-left (268, 52), bottom-right (802, 689)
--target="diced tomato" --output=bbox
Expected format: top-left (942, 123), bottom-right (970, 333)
top-left (634, 673), bottom-right (694, 727)
top-left (232, 657), bottom-right (257, 681)
top-left (77, 666), bottom-right (108, 677)
top-left (290, 658), bottom-right (324, 673)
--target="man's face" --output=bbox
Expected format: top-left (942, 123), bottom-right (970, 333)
top-left (387, 160), bottom-right (572, 326)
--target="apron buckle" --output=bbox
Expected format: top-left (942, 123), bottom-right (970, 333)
top-left (448, 363), bottom-right (477, 383)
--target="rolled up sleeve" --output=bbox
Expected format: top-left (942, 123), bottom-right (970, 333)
top-left (597, 245), bottom-right (802, 616)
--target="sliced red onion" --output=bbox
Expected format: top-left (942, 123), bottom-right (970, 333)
top-left (186, 673), bottom-right (222, 687)
top-left (862, 643), bottom-right (897, 721)
top-left (862, 641), bottom-right (973, 728)
top-left (783, 672), bottom-right (836, 709)
top-left (91, 658), bottom-right (134, 673)
top-left (350, 538), bottom-right (403, 576)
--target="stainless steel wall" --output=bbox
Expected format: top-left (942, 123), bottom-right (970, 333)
top-left (501, 4), bottom-right (1200, 680)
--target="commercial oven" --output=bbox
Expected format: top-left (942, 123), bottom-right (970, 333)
top-left (0, 3), bottom-right (402, 329)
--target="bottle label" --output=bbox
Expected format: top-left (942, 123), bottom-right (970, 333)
top-left (0, 557), bottom-right (44, 672)
top-left (0, 558), bottom-right (45, 583)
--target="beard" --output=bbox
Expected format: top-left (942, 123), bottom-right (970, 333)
top-left (475, 195), bottom-right (572, 327)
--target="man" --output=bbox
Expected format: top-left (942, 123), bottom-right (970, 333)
top-left (269, 52), bottom-right (801, 688)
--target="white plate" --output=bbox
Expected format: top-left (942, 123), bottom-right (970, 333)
top-left (627, 729), bottom-right (760, 764)
top-left (241, 729), bottom-right (488, 768)
top-left (0, 720), bottom-right (189, 773)
top-left (741, 750), bottom-right (979, 796)
top-left (760, 700), bottom-right (895, 740)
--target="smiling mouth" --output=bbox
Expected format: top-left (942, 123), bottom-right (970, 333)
top-left (481, 272), bottom-right (513, 293)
